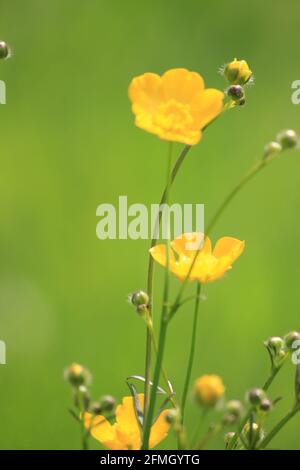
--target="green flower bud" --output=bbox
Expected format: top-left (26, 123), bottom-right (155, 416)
top-left (130, 290), bottom-right (149, 307)
top-left (224, 59), bottom-right (252, 85)
top-left (227, 85), bottom-right (244, 102)
top-left (226, 399), bottom-right (243, 417)
top-left (222, 413), bottom-right (237, 425)
top-left (259, 398), bottom-right (272, 412)
top-left (64, 363), bottom-right (92, 388)
top-left (136, 303), bottom-right (149, 317)
top-left (0, 41), bottom-right (9, 60)
top-left (90, 401), bottom-right (103, 414)
top-left (165, 408), bottom-right (181, 425)
top-left (264, 142), bottom-right (282, 159)
top-left (247, 388), bottom-right (265, 406)
top-left (266, 336), bottom-right (285, 352)
top-left (276, 129), bottom-right (298, 150)
top-left (284, 331), bottom-right (300, 349)
top-left (99, 395), bottom-right (116, 413)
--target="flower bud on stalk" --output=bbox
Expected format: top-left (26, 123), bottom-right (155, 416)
top-left (263, 141), bottom-right (282, 159)
top-left (64, 363), bottom-right (92, 388)
top-left (224, 432), bottom-right (237, 449)
top-left (0, 41), bottom-right (9, 59)
top-left (284, 331), bottom-right (300, 349)
top-left (98, 395), bottom-right (116, 413)
top-left (194, 374), bottom-right (225, 408)
top-left (247, 388), bottom-right (265, 406)
top-left (276, 129), bottom-right (298, 150)
top-left (224, 59), bottom-right (252, 85)
top-left (243, 422), bottom-right (262, 448)
top-left (259, 398), bottom-right (272, 413)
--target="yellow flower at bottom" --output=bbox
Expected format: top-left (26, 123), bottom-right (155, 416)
top-left (150, 232), bottom-right (245, 283)
top-left (194, 374), bottom-right (225, 407)
top-left (83, 394), bottom-right (170, 450)
top-left (128, 68), bottom-right (224, 145)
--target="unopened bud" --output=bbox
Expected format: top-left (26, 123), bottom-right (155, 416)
top-left (130, 290), bottom-right (149, 307)
top-left (259, 398), bottom-right (272, 412)
top-left (247, 388), bottom-right (265, 406)
top-left (64, 363), bottom-right (91, 388)
top-left (0, 41), bottom-right (9, 60)
top-left (243, 421), bottom-right (261, 447)
top-left (227, 85), bottom-right (244, 102)
top-left (276, 129), bottom-right (298, 150)
top-left (99, 395), bottom-right (116, 413)
top-left (226, 400), bottom-right (243, 417)
top-left (165, 408), bottom-right (181, 425)
top-left (284, 331), bottom-right (300, 349)
top-left (224, 59), bottom-right (252, 85)
top-left (264, 141), bottom-right (282, 159)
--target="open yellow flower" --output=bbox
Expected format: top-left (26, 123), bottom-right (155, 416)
top-left (83, 394), bottom-right (170, 450)
top-left (150, 232), bottom-right (245, 283)
top-left (128, 68), bottom-right (224, 145)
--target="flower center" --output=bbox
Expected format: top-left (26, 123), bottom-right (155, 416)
top-left (153, 99), bottom-right (194, 133)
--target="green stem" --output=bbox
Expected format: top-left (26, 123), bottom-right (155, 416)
top-left (258, 404), bottom-right (300, 449)
top-left (143, 144), bottom-right (191, 418)
top-left (181, 282), bottom-right (202, 422)
top-left (142, 143), bottom-right (173, 449)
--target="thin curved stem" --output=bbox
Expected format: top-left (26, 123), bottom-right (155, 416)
top-left (181, 282), bottom-right (202, 422)
top-left (143, 144), bottom-right (191, 417)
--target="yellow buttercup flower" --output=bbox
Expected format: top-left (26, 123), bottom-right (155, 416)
top-left (224, 58), bottom-right (252, 85)
top-left (128, 68), bottom-right (224, 145)
top-left (150, 232), bottom-right (245, 283)
top-left (83, 394), bottom-right (170, 450)
top-left (194, 374), bottom-right (225, 407)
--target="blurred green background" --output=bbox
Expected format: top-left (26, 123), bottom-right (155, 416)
top-left (0, 0), bottom-right (300, 450)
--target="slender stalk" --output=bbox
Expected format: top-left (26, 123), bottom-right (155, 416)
top-left (142, 143), bottom-right (174, 449)
top-left (181, 282), bottom-right (202, 422)
top-left (143, 144), bottom-right (191, 417)
top-left (258, 404), bottom-right (300, 449)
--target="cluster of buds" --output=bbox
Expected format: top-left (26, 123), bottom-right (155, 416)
top-left (247, 388), bottom-right (272, 413)
top-left (64, 362), bottom-right (116, 415)
top-left (264, 129), bottom-right (299, 159)
top-left (222, 58), bottom-right (253, 106)
top-left (0, 41), bottom-right (10, 60)
top-left (129, 290), bottom-right (150, 318)
top-left (264, 331), bottom-right (300, 368)
top-left (242, 421), bottom-right (263, 449)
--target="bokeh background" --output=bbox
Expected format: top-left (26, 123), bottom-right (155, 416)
top-left (0, 0), bottom-right (300, 450)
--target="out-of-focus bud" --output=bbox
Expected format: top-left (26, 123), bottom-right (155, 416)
top-left (75, 385), bottom-right (90, 411)
top-left (194, 374), bottom-right (225, 408)
top-left (263, 141), bottom-right (282, 159)
top-left (222, 413), bottom-right (237, 426)
top-left (247, 388), bottom-right (265, 406)
top-left (165, 408), bottom-right (181, 426)
top-left (259, 398), bottom-right (272, 413)
top-left (99, 395), bottom-right (116, 413)
top-left (224, 432), bottom-right (237, 449)
top-left (226, 400), bottom-right (243, 417)
top-left (0, 41), bottom-right (9, 60)
top-left (90, 401), bottom-right (103, 415)
top-left (276, 129), bottom-right (298, 150)
top-left (284, 331), bottom-right (300, 349)
top-left (227, 85), bottom-right (244, 102)
top-left (136, 304), bottom-right (149, 318)
top-left (64, 363), bottom-right (92, 388)
top-left (129, 290), bottom-right (149, 307)
top-left (224, 59), bottom-right (252, 85)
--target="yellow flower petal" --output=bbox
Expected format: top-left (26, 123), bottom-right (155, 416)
top-left (212, 237), bottom-right (245, 261)
top-left (149, 409), bottom-right (171, 448)
top-left (191, 88), bottom-right (224, 129)
top-left (149, 244), bottom-right (176, 268)
top-left (83, 412), bottom-right (122, 449)
top-left (161, 68), bottom-right (204, 104)
top-left (171, 232), bottom-right (212, 258)
top-left (115, 394), bottom-right (143, 436)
